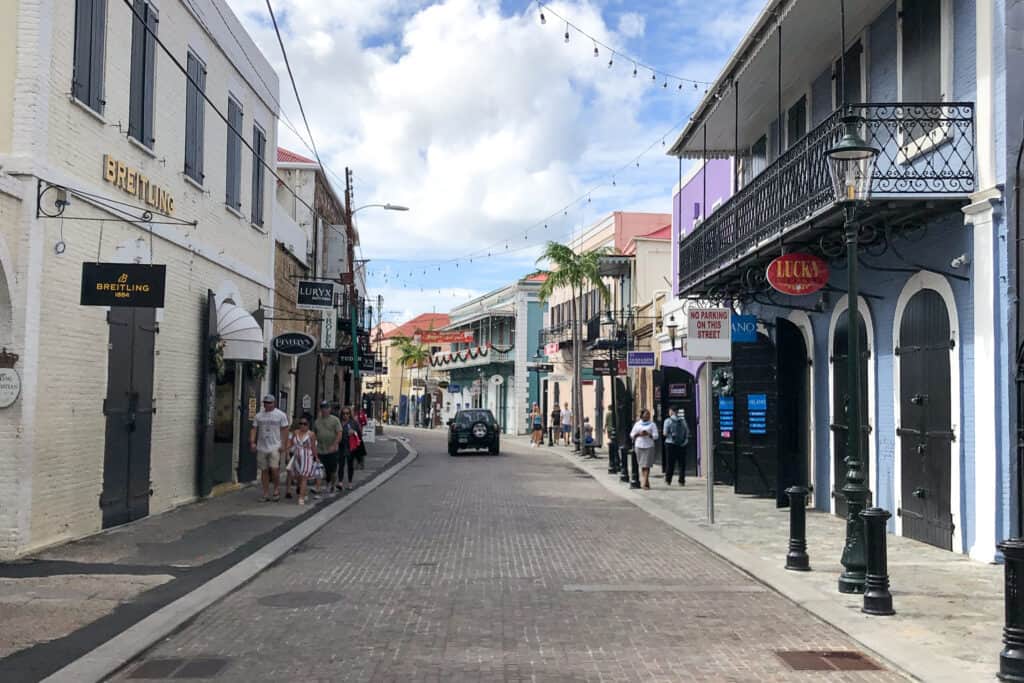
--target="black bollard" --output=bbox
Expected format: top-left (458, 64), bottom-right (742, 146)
top-left (998, 538), bottom-right (1024, 680)
top-left (784, 486), bottom-right (811, 571)
top-left (860, 507), bottom-right (894, 616)
top-left (607, 433), bottom-right (619, 474)
top-left (548, 426), bottom-right (554, 447)
top-left (619, 446), bottom-right (630, 482)
top-left (629, 448), bottom-right (641, 489)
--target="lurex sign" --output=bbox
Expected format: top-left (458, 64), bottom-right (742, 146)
top-left (766, 253), bottom-right (829, 295)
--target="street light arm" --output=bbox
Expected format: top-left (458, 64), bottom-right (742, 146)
top-left (352, 203), bottom-right (410, 214)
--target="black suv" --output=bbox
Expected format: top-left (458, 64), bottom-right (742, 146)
top-left (448, 409), bottom-right (500, 455)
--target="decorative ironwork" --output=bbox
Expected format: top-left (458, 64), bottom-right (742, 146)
top-left (678, 102), bottom-right (975, 294)
top-left (35, 180), bottom-right (196, 227)
top-left (539, 320), bottom-right (573, 346)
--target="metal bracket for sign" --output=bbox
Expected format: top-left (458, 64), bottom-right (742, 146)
top-left (260, 316), bottom-right (325, 322)
top-left (35, 179), bottom-right (197, 227)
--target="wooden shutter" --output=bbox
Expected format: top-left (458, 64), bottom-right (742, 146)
top-left (142, 4), bottom-right (158, 145)
top-left (786, 96), bottom-right (806, 149)
top-left (184, 53), bottom-right (206, 183)
top-left (901, 0), bottom-right (942, 101)
top-left (128, 0), bottom-right (158, 145)
top-left (226, 97), bottom-right (242, 208)
top-left (251, 126), bottom-right (266, 226)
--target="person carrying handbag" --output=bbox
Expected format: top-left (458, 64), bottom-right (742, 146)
top-left (339, 407), bottom-right (362, 490)
top-left (629, 410), bottom-right (660, 490)
top-left (287, 413), bottom-right (319, 505)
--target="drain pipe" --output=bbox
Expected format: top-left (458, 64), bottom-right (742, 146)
top-left (1015, 120), bottom-right (1024, 536)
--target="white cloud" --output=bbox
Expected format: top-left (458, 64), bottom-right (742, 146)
top-left (617, 12), bottom-right (645, 39)
top-left (229, 0), bottom-right (688, 265)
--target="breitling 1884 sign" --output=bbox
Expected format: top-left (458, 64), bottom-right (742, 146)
top-left (80, 263), bottom-right (167, 307)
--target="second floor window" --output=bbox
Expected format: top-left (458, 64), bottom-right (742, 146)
top-left (225, 96), bottom-right (243, 210)
top-left (251, 124), bottom-right (266, 226)
top-left (72, 0), bottom-right (107, 114)
top-left (128, 0), bottom-right (158, 148)
top-left (184, 51), bottom-right (206, 184)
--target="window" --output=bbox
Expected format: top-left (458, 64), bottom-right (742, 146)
top-left (833, 41), bottom-right (864, 107)
top-left (900, 0), bottom-right (943, 101)
top-left (250, 124), bottom-right (266, 226)
top-left (225, 96), bottom-right (243, 209)
top-left (786, 96), bottom-right (807, 150)
top-left (72, 0), bottom-right (107, 113)
top-left (184, 51), bottom-right (206, 184)
top-left (128, 0), bottom-right (158, 147)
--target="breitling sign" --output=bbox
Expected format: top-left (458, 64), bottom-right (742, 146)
top-left (80, 262), bottom-right (167, 308)
top-left (103, 154), bottom-right (175, 215)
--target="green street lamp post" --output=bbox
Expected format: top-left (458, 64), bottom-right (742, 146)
top-left (825, 113), bottom-right (879, 595)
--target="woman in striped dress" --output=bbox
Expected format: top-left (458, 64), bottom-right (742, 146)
top-left (288, 413), bottom-right (319, 505)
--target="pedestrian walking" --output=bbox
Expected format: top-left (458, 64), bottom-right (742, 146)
top-left (629, 409), bottom-right (660, 490)
top-left (286, 413), bottom-right (319, 505)
top-left (530, 403), bottom-right (543, 447)
top-left (249, 394), bottom-right (290, 502)
top-left (339, 406), bottom-right (362, 490)
top-left (582, 417), bottom-right (595, 456)
top-left (314, 400), bottom-right (343, 492)
top-left (550, 403), bottom-right (562, 446)
top-left (561, 402), bottom-right (573, 446)
top-left (663, 407), bottom-right (690, 486)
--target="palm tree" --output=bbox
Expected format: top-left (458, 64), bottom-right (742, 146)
top-left (395, 337), bottom-right (431, 425)
top-left (536, 242), bottom-right (610, 452)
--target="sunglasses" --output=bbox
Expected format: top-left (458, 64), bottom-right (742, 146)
top-left (298, 421), bottom-right (309, 426)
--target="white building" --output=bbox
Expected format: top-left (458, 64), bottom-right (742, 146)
top-left (0, 0), bottom-right (279, 557)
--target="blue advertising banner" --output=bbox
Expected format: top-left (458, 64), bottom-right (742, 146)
top-left (448, 383), bottom-right (462, 394)
top-left (718, 396), bottom-right (735, 438)
top-left (731, 314), bottom-right (758, 343)
top-left (747, 393), bottom-right (767, 435)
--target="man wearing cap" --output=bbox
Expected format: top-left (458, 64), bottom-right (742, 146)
top-left (250, 394), bottom-right (290, 502)
top-left (313, 401), bottom-right (343, 492)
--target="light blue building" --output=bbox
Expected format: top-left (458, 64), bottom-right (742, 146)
top-left (432, 274), bottom-right (546, 434)
top-left (668, 0), bottom-right (1021, 561)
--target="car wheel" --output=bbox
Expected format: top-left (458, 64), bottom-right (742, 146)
top-left (448, 445), bottom-right (457, 456)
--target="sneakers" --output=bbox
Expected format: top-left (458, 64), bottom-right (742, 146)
top-left (298, 497), bottom-right (306, 506)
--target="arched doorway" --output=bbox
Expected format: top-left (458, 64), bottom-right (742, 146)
top-left (776, 318), bottom-right (811, 506)
top-left (894, 274), bottom-right (960, 552)
top-left (658, 367), bottom-right (698, 478)
top-left (829, 297), bottom-right (875, 518)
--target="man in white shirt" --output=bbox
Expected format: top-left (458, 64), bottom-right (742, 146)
top-left (250, 394), bottom-right (291, 501)
top-left (561, 402), bottom-right (573, 446)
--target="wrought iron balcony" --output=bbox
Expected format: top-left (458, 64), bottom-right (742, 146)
top-left (430, 344), bottom-right (513, 369)
top-left (678, 102), bottom-right (975, 295)
top-left (539, 321), bottom-right (573, 346)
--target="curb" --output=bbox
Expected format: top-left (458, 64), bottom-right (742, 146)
top-left (42, 438), bottom-right (418, 683)
top-left (533, 440), bottom-right (987, 683)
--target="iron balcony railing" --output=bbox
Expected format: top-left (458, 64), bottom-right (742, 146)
top-left (678, 102), bottom-right (975, 294)
top-left (539, 320), bottom-right (573, 346)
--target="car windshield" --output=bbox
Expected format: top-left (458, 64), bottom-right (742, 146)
top-left (456, 410), bottom-right (494, 426)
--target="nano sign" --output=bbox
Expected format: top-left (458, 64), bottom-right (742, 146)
top-left (766, 253), bottom-right (829, 296)
top-left (731, 314), bottom-right (758, 343)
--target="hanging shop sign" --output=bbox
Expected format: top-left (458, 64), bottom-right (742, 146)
top-left (668, 383), bottom-right (689, 398)
top-left (626, 351), bottom-right (656, 368)
top-left (490, 375), bottom-right (504, 385)
top-left (686, 307), bottom-right (732, 361)
top-left (766, 252), bottom-right (829, 296)
top-left (297, 280), bottom-right (335, 311)
top-left (528, 363), bottom-right (554, 373)
top-left (272, 332), bottom-right (316, 356)
top-left (415, 330), bottom-right (475, 344)
top-left (320, 307), bottom-right (338, 351)
top-left (544, 342), bottom-right (560, 356)
top-left (593, 359), bottom-right (618, 376)
top-left (0, 350), bottom-right (21, 409)
top-left (103, 154), bottom-right (175, 214)
top-left (731, 314), bottom-right (758, 343)
top-left (80, 262), bottom-right (167, 308)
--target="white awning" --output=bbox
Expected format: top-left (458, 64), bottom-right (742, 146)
top-left (217, 301), bottom-right (264, 362)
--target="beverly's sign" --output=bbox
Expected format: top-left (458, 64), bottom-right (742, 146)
top-left (103, 154), bottom-right (175, 215)
top-left (766, 253), bottom-right (829, 296)
top-left (272, 332), bottom-right (316, 356)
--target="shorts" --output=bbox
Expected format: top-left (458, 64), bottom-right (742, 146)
top-left (319, 451), bottom-right (339, 480)
top-left (561, 424), bottom-right (571, 433)
top-left (257, 449), bottom-right (280, 470)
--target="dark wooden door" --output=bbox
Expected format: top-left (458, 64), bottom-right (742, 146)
top-left (614, 377), bottom-right (633, 450)
top-left (662, 366), bottom-right (697, 477)
top-left (733, 333), bottom-right (778, 498)
top-left (830, 309), bottom-right (870, 518)
top-left (898, 289), bottom-right (954, 550)
top-left (776, 319), bottom-right (810, 506)
top-left (101, 307), bottom-right (157, 528)
top-left (710, 363), bottom-right (736, 485)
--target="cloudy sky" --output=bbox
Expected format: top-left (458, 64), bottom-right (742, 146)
top-left (230, 0), bottom-right (761, 322)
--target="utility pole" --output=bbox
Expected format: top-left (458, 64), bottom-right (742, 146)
top-left (344, 167), bottom-right (357, 408)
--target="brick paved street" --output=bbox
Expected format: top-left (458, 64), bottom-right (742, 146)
top-left (113, 429), bottom-right (907, 682)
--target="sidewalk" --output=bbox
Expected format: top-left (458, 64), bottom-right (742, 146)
top-left (0, 436), bottom-right (403, 682)
top-left (510, 434), bottom-right (1003, 682)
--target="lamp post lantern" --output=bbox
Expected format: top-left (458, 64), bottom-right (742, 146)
top-left (825, 112), bottom-right (879, 594)
top-left (666, 314), bottom-right (679, 351)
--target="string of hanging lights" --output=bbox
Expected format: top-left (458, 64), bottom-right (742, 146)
top-left (536, 1), bottom-right (713, 91)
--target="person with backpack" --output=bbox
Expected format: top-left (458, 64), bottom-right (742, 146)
top-left (663, 407), bottom-right (691, 486)
top-left (339, 406), bottom-right (362, 490)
